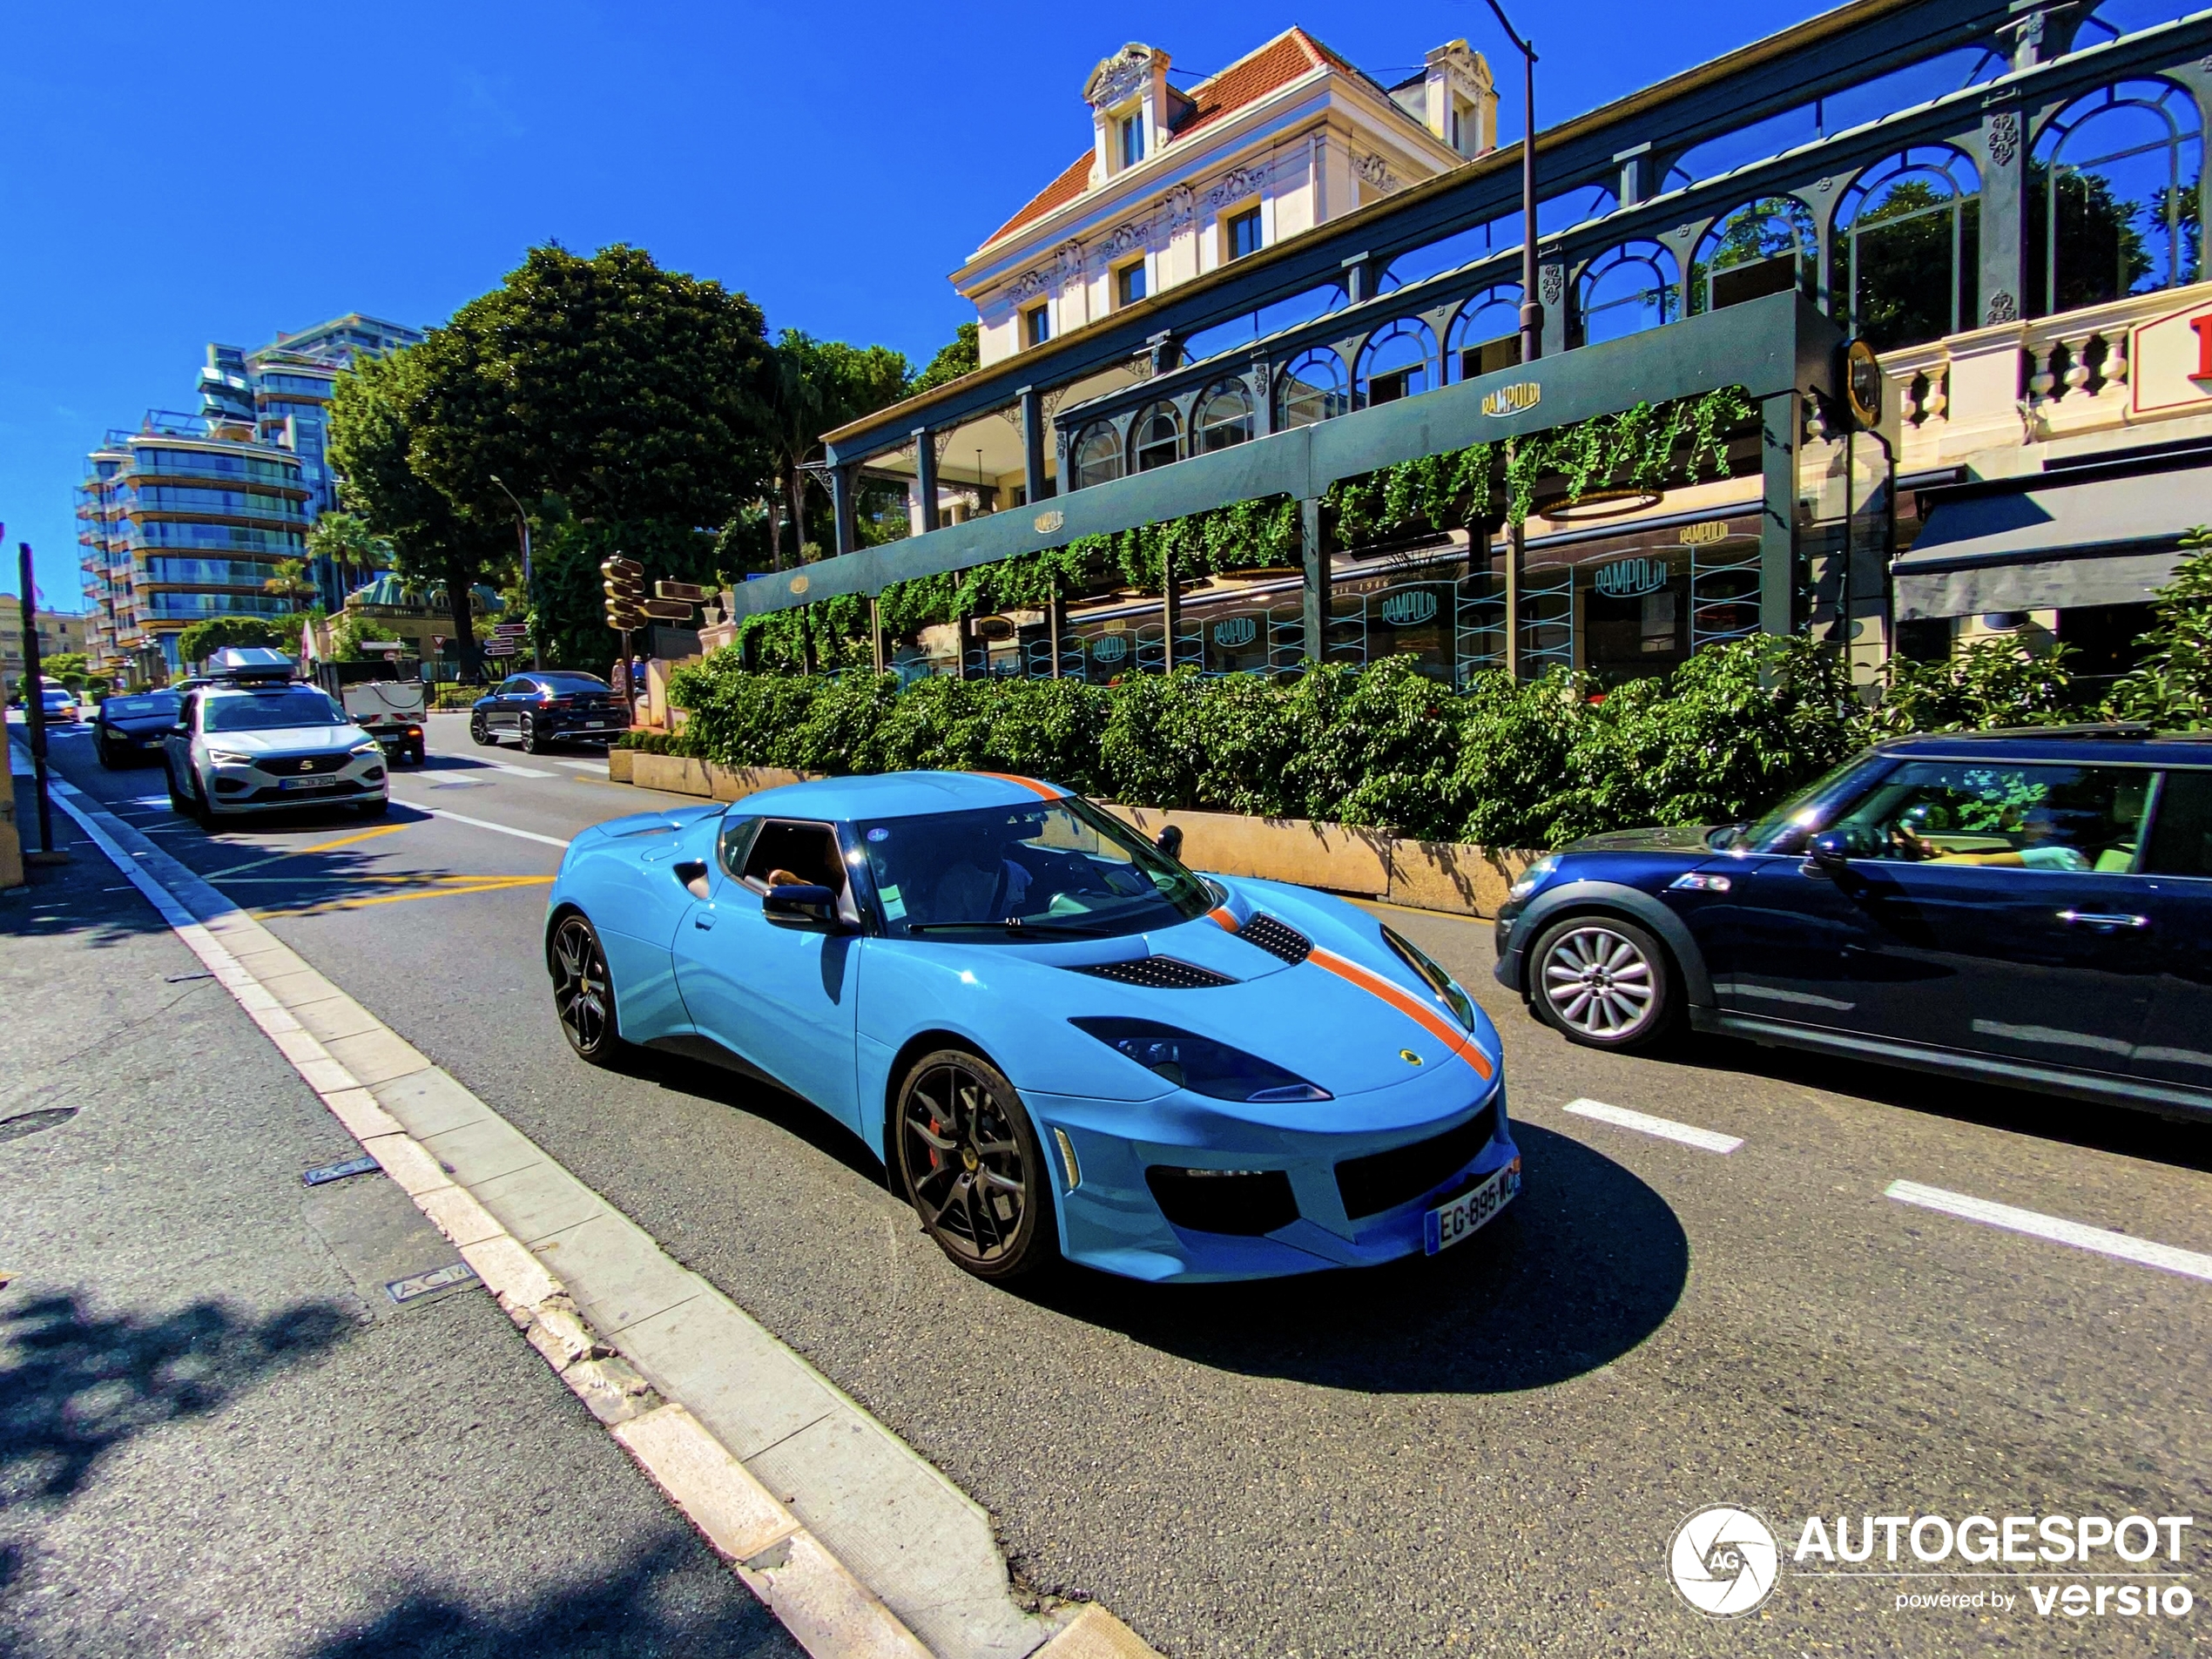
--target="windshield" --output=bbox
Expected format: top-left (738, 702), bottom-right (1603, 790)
top-left (859, 795), bottom-right (1212, 941)
top-left (1739, 752), bottom-right (1894, 853)
top-left (537, 673), bottom-right (610, 692)
top-left (106, 694), bottom-right (179, 718)
top-left (203, 689), bottom-right (347, 732)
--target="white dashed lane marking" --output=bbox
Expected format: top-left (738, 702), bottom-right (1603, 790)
top-left (475, 759), bottom-right (556, 778)
top-left (388, 802), bottom-right (572, 849)
top-left (1886, 1180), bottom-right (2212, 1284)
top-left (557, 759), bottom-right (606, 773)
top-left (1561, 1097), bottom-right (1744, 1154)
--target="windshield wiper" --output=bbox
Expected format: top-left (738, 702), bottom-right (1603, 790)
top-left (902, 918), bottom-right (1119, 938)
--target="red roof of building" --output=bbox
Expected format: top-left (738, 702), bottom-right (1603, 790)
top-left (978, 28), bottom-right (1363, 251)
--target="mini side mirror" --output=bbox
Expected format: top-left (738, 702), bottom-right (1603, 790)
top-left (764, 882), bottom-right (840, 927)
top-left (1803, 830), bottom-right (1851, 877)
top-left (1154, 824), bottom-right (1184, 860)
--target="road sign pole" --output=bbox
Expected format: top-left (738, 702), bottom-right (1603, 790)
top-left (16, 540), bottom-right (58, 860)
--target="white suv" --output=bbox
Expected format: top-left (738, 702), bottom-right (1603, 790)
top-left (164, 682), bottom-right (390, 822)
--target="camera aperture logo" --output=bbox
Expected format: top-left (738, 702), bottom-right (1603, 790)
top-left (1670, 1506), bottom-right (1780, 1617)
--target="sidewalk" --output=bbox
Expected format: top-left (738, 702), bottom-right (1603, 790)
top-left (0, 790), bottom-right (797, 1656)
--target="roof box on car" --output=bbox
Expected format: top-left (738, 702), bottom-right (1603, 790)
top-left (206, 646), bottom-right (297, 684)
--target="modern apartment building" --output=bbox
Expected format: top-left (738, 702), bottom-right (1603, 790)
top-left (78, 314), bottom-right (423, 677)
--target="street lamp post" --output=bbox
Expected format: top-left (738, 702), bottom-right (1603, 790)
top-left (1484, 0), bottom-right (1541, 368)
top-left (487, 475), bottom-right (540, 668)
top-left (1485, 0), bottom-right (1541, 683)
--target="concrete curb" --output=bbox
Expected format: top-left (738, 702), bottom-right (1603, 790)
top-left (45, 777), bottom-right (1157, 1659)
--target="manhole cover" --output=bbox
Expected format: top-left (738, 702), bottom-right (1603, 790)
top-left (0, 1108), bottom-right (80, 1143)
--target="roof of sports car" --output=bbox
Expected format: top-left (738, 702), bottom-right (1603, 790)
top-left (732, 770), bottom-right (1069, 821)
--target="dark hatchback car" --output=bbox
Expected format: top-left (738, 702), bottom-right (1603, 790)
top-left (1494, 727), bottom-right (2212, 1120)
top-left (469, 672), bottom-right (626, 752)
top-left (93, 691), bottom-right (184, 767)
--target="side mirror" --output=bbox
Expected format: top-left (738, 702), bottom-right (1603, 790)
top-left (764, 882), bottom-right (840, 927)
top-left (1154, 823), bottom-right (1184, 860)
top-left (172, 718), bottom-right (191, 735)
top-left (1803, 830), bottom-right (1851, 877)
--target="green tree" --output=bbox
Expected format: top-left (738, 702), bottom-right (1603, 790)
top-left (911, 322), bottom-right (979, 393)
top-left (261, 557), bottom-right (318, 609)
top-left (305, 511), bottom-right (394, 601)
top-left (764, 331), bottom-right (911, 569)
top-left (328, 346), bottom-right (501, 674)
top-left (2104, 528), bottom-right (2212, 728)
top-left (329, 612), bottom-right (401, 662)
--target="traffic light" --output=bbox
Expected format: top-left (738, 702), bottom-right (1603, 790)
top-left (601, 556), bottom-right (644, 633)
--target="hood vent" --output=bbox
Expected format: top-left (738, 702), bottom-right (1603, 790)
top-left (1071, 957), bottom-right (1238, 989)
top-left (1238, 913), bottom-right (1312, 965)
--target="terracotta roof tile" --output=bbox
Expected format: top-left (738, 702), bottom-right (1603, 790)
top-left (977, 27), bottom-right (1359, 253)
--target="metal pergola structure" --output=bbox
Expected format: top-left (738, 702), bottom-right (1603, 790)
top-left (732, 0), bottom-right (2212, 669)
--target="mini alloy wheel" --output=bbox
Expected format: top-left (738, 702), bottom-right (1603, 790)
top-left (550, 913), bottom-right (624, 1065)
top-left (1530, 915), bottom-right (1676, 1051)
top-left (894, 1049), bottom-right (1055, 1282)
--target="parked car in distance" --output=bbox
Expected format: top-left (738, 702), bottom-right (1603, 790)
top-left (1494, 725), bottom-right (2212, 1121)
top-left (38, 686), bottom-right (79, 724)
top-left (546, 772), bottom-right (1517, 1285)
top-left (471, 672), bottom-right (626, 752)
top-left (94, 691), bottom-right (184, 766)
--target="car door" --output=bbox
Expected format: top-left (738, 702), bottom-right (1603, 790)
top-left (488, 677), bottom-right (529, 733)
top-left (2132, 766), bottom-right (2212, 1096)
top-left (162, 692), bottom-right (199, 787)
top-left (1718, 757), bottom-right (2159, 1073)
top-left (671, 814), bottom-right (865, 1131)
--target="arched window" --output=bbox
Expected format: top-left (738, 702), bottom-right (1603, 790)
top-left (1276, 350), bottom-right (1348, 428)
top-left (2029, 80), bottom-right (2203, 315)
top-left (1192, 381), bottom-right (1254, 452)
top-left (1831, 147), bottom-right (1980, 348)
top-left (1356, 320), bottom-right (1437, 406)
top-left (1130, 402), bottom-right (1181, 472)
top-left (1071, 423), bottom-right (1123, 490)
top-left (1689, 197), bottom-right (1818, 314)
top-left (1447, 286), bottom-right (1523, 380)
top-left (1575, 241), bottom-right (1680, 347)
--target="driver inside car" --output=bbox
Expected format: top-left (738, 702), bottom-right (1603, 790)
top-left (1888, 801), bottom-right (2092, 871)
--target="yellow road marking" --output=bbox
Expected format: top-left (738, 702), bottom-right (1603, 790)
top-left (250, 874), bottom-right (552, 917)
top-left (208, 821), bottom-right (412, 880)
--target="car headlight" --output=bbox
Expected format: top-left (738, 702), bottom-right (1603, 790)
top-left (1380, 926), bottom-right (1478, 1031)
top-left (351, 739), bottom-right (383, 756)
top-left (1507, 853), bottom-right (1561, 903)
top-left (206, 749), bottom-right (254, 766)
top-left (1069, 1017), bottom-right (1331, 1103)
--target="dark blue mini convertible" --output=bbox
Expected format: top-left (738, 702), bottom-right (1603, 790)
top-left (1494, 727), bottom-right (2212, 1119)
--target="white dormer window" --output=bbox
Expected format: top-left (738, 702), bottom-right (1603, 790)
top-left (1450, 103), bottom-right (1464, 152)
top-left (1118, 113), bottom-right (1144, 169)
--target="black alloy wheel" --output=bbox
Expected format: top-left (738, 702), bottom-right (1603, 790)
top-left (1527, 913), bottom-right (1679, 1053)
top-left (550, 913), bottom-right (624, 1065)
top-left (521, 713), bottom-right (546, 754)
top-left (469, 712), bottom-right (494, 746)
top-left (96, 735), bottom-right (115, 769)
top-left (165, 754), bottom-right (188, 811)
top-left (894, 1049), bottom-right (1055, 1282)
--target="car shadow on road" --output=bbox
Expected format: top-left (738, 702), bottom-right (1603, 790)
top-left (0, 1287), bottom-right (353, 1504)
top-left (1657, 1031), bottom-right (2212, 1175)
top-left (1025, 1122), bottom-right (1687, 1394)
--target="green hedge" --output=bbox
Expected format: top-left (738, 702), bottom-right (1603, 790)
top-left (667, 637), bottom-right (1877, 847)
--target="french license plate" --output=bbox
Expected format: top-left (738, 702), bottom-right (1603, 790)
top-left (1423, 1160), bottom-right (1520, 1256)
top-left (586, 718), bottom-right (612, 727)
top-left (279, 775), bottom-right (338, 791)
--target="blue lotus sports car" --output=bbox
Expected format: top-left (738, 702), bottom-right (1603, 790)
top-left (544, 772), bottom-right (1518, 1284)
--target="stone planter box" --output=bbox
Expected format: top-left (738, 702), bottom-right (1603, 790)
top-left (610, 762), bottom-right (1542, 920)
top-left (606, 748), bottom-right (635, 783)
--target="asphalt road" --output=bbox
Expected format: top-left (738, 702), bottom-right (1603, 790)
top-left (38, 711), bottom-right (2212, 1656)
top-left (1, 730), bottom-right (796, 1659)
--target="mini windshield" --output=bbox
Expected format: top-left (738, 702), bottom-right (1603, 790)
top-left (106, 694), bottom-right (179, 718)
top-left (1737, 753), bottom-right (1895, 853)
top-left (203, 689), bottom-right (347, 732)
top-left (859, 796), bottom-right (1211, 941)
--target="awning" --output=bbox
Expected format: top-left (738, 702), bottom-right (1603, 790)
top-left (1893, 462), bottom-right (2207, 621)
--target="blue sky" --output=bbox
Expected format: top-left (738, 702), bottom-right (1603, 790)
top-left (0, 0), bottom-right (1825, 612)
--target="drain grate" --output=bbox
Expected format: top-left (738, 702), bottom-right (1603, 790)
top-left (0, 1108), bottom-right (79, 1144)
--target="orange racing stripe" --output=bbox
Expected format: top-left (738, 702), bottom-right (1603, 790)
top-left (973, 771), bottom-right (1062, 800)
top-left (1307, 946), bottom-right (1494, 1081)
top-left (1206, 906), bottom-right (1240, 931)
